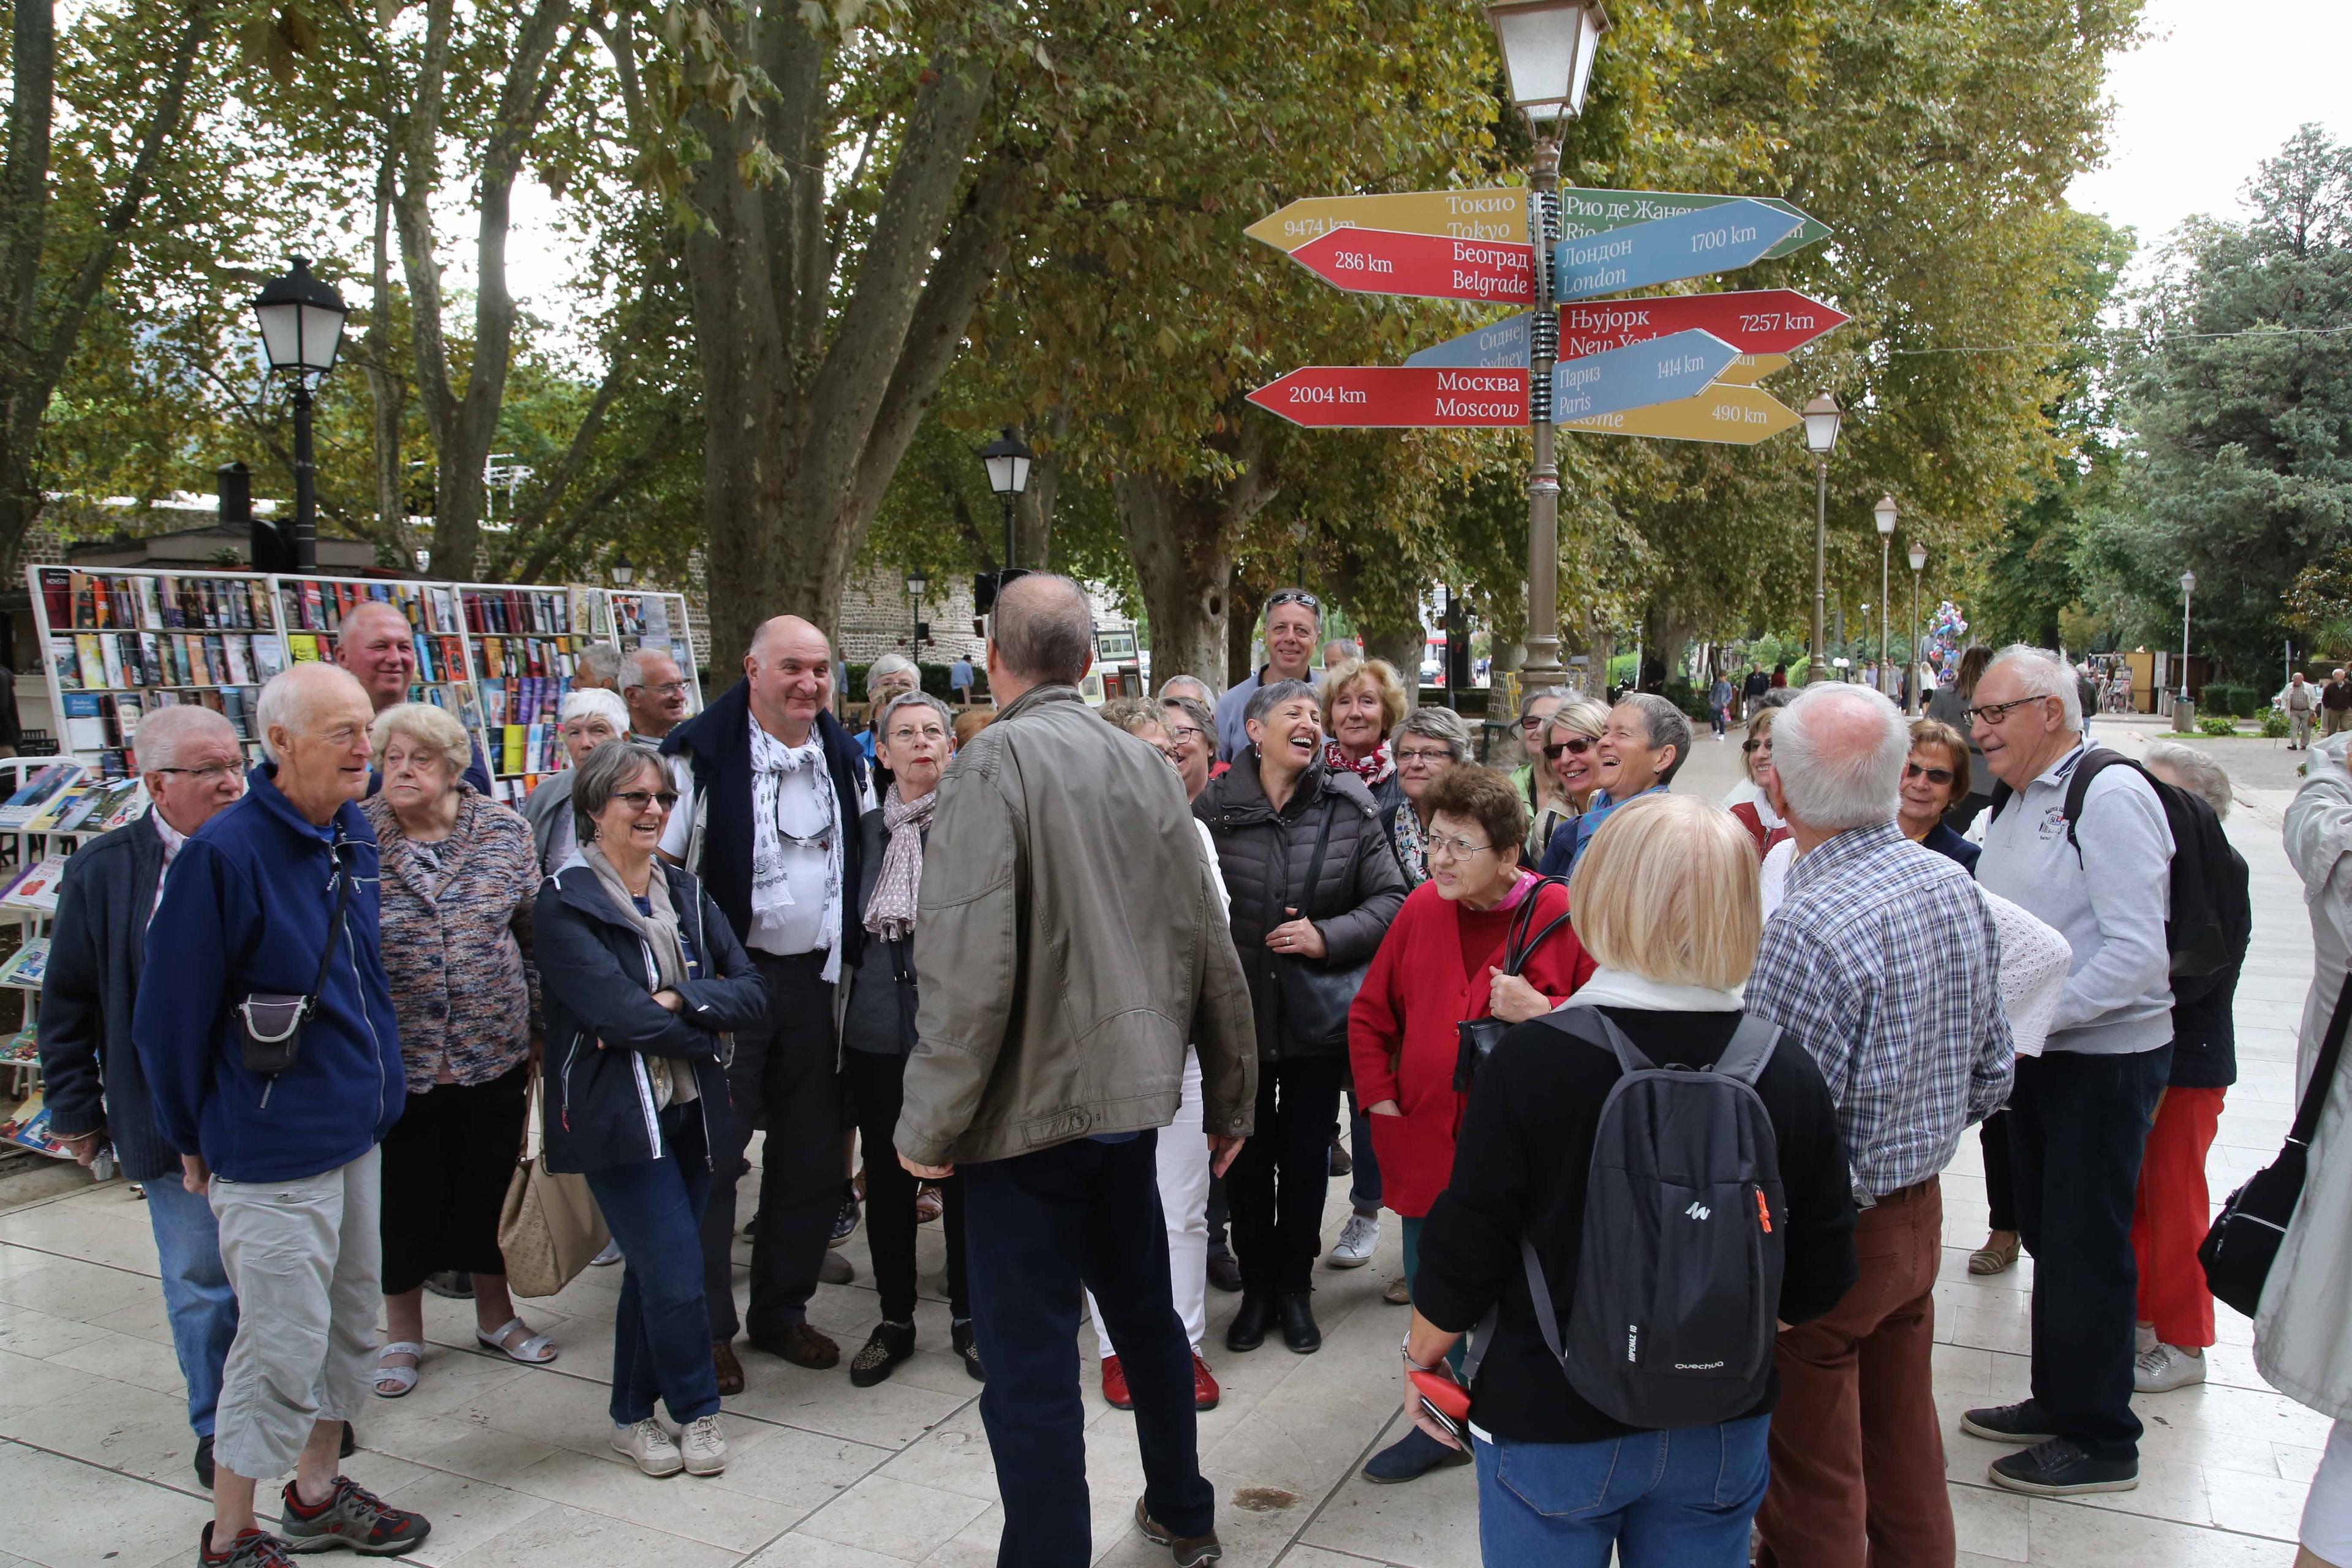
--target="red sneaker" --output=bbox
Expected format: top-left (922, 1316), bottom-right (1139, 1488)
top-left (1102, 1355), bottom-right (1133, 1409)
top-left (1193, 1352), bottom-right (1220, 1412)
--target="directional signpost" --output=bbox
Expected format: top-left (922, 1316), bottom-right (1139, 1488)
top-left (1561, 384), bottom-right (1801, 445)
top-left (1552, 199), bottom-right (1801, 301)
top-left (1407, 290), bottom-right (1848, 370)
top-left (1251, 330), bottom-right (1743, 429)
top-left (1287, 227), bottom-right (1534, 306)
top-left (1244, 188), bottom-right (1526, 252)
top-left (1555, 188), bottom-right (1831, 260)
top-left (1713, 354), bottom-right (1790, 386)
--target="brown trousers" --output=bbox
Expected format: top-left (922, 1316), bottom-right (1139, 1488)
top-left (1755, 1176), bottom-right (1952, 1568)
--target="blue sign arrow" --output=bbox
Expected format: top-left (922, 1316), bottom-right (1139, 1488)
top-left (1405, 312), bottom-right (1531, 369)
top-left (1551, 198), bottom-right (1802, 302)
top-left (1546, 330), bottom-right (1744, 421)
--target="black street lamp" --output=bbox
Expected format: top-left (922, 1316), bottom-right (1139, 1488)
top-left (611, 553), bottom-right (636, 587)
top-left (249, 258), bottom-right (350, 573)
top-left (905, 571), bottom-right (927, 650)
top-left (980, 428), bottom-right (1034, 574)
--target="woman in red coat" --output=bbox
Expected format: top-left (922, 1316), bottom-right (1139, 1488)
top-left (1348, 763), bottom-right (1596, 1484)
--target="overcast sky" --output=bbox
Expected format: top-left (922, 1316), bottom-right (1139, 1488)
top-left (2067, 0), bottom-right (2352, 252)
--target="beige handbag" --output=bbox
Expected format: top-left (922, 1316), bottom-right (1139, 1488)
top-left (497, 1067), bottom-right (610, 1298)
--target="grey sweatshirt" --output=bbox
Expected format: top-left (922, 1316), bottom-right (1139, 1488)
top-left (1978, 741), bottom-right (2174, 1055)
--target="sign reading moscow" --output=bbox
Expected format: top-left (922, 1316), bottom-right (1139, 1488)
top-left (1246, 367), bottom-right (1529, 428)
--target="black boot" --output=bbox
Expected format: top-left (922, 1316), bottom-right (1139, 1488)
top-left (1226, 1292), bottom-right (1273, 1352)
top-left (849, 1321), bottom-right (916, 1388)
top-left (1277, 1291), bottom-right (1321, 1354)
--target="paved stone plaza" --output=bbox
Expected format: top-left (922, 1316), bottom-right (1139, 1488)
top-left (0, 712), bottom-right (2332, 1568)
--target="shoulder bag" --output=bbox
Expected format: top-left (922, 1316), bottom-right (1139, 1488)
top-left (1275, 793), bottom-right (1372, 1050)
top-left (498, 1064), bottom-right (611, 1298)
top-left (236, 834), bottom-right (354, 1076)
top-left (1454, 878), bottom-right (1575, 1091)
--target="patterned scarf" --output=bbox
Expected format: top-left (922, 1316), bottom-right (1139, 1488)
top-left (1324, 738), bottom-right (1395, 788)
top-left (862, 783), bottom-right (938, 941)
top-left (747, 711), bottom-right (845, 981)
top-left (1391, 805), bottom-right (1430, 886)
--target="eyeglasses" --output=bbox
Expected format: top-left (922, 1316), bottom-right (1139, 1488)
top-left (633, 680), bottom-right (691, 697)
top-left (1425, 833), bottom-right (1493, 860)
top-left (1395, 747), bottom-right (1454, 766)
top-left (1542, 736), bottom-right (1595, 760)
top-left (1743, 737), bottom-right (1771, 753)
top-left (151, 762), bottom-right (240, 783)
top-left (1904, 761), bottom-right (1954, 786)
top-left (612, 790), bottom-right (679, 813)
top-left (1165, 724), bottom-right (1205, 744)
top-left (1155, 745), bottom-right (1184, 765)
top-left (1265, 589), bottom-right (1321, 615)
top-left (886, 725), bottom-right (948, 744)
top-left (1964, 696), bottom-right (2050, 727)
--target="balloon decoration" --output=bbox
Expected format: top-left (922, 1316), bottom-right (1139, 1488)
top-left (1922, 601), bottom-right (1968, 680)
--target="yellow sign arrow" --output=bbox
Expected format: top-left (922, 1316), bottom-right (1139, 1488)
top-left (1711, 353), bottom-right (1790, 385)
top-left (1246, 188), bottom-right (1527, 252)
top-left (1561, 385), bottom-right (1800, 444)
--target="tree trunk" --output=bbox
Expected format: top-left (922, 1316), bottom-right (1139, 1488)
top-left (1115, 472), bottom-right (1235, 696)
top-left (361, 140), bottom-right (412, 557)
top-left (1361, 617), bottom-right (1423, 709)
top-left (1227, 597), bottom-right (1254, 690)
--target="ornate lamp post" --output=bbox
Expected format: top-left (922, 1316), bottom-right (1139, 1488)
top-left (2179, 569), bottom-right (2197, 715)
top-left (979, 429), bottom-right (1034, 574)
top-left (1801, 393), bottom-right (1842, 683)
top-left (1907, 541), bottom-right (1927, 713)
top-left (905, 571), bottom-right (928, 652)
top-left (248, 258), bottom-right (350, 573)
top-left (1874, 494), bottom-right (1897, 696)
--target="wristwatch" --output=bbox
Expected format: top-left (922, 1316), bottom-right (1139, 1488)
top-left (1401, 1333), bottom-right (1439, 1373)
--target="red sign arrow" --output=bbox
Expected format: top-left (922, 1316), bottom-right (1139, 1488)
top-left (1246, 366), bottom-right (1529, 428)
top-left (1289, 227), bottom-right (1537, 306)
top-left (1557, 290), bottom-right (1849, 358)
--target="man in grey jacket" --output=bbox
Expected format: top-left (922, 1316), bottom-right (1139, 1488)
top-left (1969, 644), bottom-right (2174, 1498)
top-left (898, 574), bottom-right (1256, 1568)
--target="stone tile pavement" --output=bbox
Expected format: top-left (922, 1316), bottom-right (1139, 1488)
top-left (0, 714), bottom-right (2334, 1567)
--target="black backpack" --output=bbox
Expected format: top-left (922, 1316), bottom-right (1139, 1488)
top-left (1524, 1007), bottom-right (1787, 1430)
top-left (1989, 747), bottom-right (2244, 978)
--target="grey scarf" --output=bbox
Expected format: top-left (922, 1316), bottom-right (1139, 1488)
top-left (582, 843), bottom-right (698, 1106)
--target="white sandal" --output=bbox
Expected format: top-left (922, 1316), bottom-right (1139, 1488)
top-left (373, 1341), bottom-right (424, 1398)
top-left (476, 1317), bottom-right (558, 1365)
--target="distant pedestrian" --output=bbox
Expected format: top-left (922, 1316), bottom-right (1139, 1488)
top-left (950, 653), bottom-right (976, 704)
top-left (1709, 673), bottom-right (1735, 737)
top-left (2323, 669), bottom-right (2350, 736)
top-left (1770, 663), bottom-right (1789, 689)
top-left (2287, 673), bottom-right (2318, 748)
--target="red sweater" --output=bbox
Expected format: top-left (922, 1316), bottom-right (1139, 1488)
top-left (1348, 879), bottom-right (1596, 1216)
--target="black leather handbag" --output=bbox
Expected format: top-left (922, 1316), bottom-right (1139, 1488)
top-left (236, 835), bottom-right (354, 1076)
top-left (2199, 970), bottom-right (2352, 1317)
top-left (1454, 878), bottom-right (1575, 1092)
top-left (1275, 796), bottom-right (1372, 1050)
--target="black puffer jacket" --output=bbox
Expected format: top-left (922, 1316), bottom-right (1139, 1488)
top-left (1197, 755), bottom-right (1409, 1062)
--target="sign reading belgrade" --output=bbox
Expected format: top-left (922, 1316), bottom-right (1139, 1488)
top-left (1245, 367), bottom-right (1529, 428)
top-left (1244, 187), bottom-right (1526, 252)
top-left (1287, 227), bottom-right (1535, 306)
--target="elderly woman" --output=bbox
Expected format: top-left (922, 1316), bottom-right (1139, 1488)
top-left (1323, 658), bottom-right (1409, 815)
top-left (1385, 706), bottom-right (1474, 884)
top-left (1198, 680), bottom-right (1408, 1355)
top-left (1401, 796), bottom-right (1857, 1564)
top-left (362, 703), bottom-right (548, 1400)
top-left (1530, 698), bottom-right (1608, 861)
top-left (1728, 707), bottom-right (1791, 858)
top-left (519, 687), bottom-right (630, 873)
top-left (1161, 693), bottom-right (1219, 802)
top-left (840, 692), bottom-right (982, 1389)
top-left (536, 742), bottom-right (768, 1478)
top-left (1348, 764), bottom-right (1597, 1483)
top-left (860, 655), bottom-right (921, 764)
top-left (1926, 644), bottom-right (1995, 832)
top-left (1509, 687), bottom-right (1569, 850)
top-left (1901, 718), bottom-right (1980, 870)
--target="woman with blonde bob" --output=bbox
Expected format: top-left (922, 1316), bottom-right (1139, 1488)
top-left (1322, 657), bottom-right (1411, 816)
top-left (1396, 794), bottom-right (1860, 1567)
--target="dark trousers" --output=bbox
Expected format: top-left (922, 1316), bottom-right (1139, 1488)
top-left (1980, 1109), bottom-right (2016, 1233)
top-left (703, 949), bottom-right (841, 1343)
top-left (1944, 794), bottom-right (1990, 836)
top-left (586, 1103), bottom-right (721, 1427)
top-left (1205, 1177), bottom-right (1230, 1259)
top-left (1227, 1054), bottom-right (1344, 1294)
top-left (378, 1061), bottom-right (528, 1294)
top-left (845, 1048), bottom-right (968, 1323)
top-left (2008, 1045), bottom-right (2170, 1462)
top-left (963, 1134), bottom-right (1212, 1567)
top-left (1346, 1090), bottom-right (1382, 1212)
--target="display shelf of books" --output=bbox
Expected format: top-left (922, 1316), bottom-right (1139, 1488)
top-left (274, 575), bottom-right (481, 735)
top-left (456, 583), bottom-right (608, 801)
top-left (29, 565), bottom-right (285, 776)
top-left (0, 756), bottom-right (83, 1163)
top-left (609, 590), bottom-right (703, 709)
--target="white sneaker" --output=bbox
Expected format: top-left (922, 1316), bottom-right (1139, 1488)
top-left (2134, 1320), bottom-right (2158, 1356)
top-left (614, 1417), bottom-right (684, 1476)
top-left (2134, 1343), bottom-right (2206, 1393)
top-left (590, 1239), bottom-right (622, 1267)
top-left (1329, 1212), bottom-right (1379, 1269)
top-left (676, 1414), bottom-right (726, 1476)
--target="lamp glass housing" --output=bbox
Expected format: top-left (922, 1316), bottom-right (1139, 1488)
top-left (611, 555), bottom-right (635, 586)
top-left (1874, 496), bottom-right (1898, 536)
top-left (1801, 393), bottom-right (1841, 454)
top-left (1909, 544), bottom-right (1928, 571)
top-left (1486, 0), bottom-right (1609, 121)
top-left (2182, 570), bottom-right (2197, 594)
top-left (980, 428), bottom-right (1034, 496)
top-left (906, 573), bottom-right (928, 598)
top-left (250, 259), bottom-right (350, 375)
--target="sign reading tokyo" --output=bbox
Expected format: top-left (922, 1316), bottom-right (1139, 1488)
top-left (1556, 189), bottom-right (1830, 260)
top-left (1245, 367), bottom-right (1529, 428)
top-left (1553, 200), bottom-right (1803, 302)
top-left (1287, 227), bottom-right (1536, 306)
top-left (1245, 188), bottom-right (1527, 252)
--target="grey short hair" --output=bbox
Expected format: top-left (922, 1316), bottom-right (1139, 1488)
top-left (1988, 644), bottom-right (2084, 731)
top-left (1393, 704), bottom-right (1472, 761)
top-left (1158, 674), bottom-right (1212, 704)
top-left (571, 740), bottom-right (669, 846)
top-left (865, 653), bottom-right (919, 690)
top-left (576, 644), bottom-right (623, 688)
top-left (369, 701), bottom-right (474, 781)
top-left (1771, 684), bottom-right (1909, 829)
top-left (560, 687), bottom-right (630, 733)
top-left (622, 645), bottom-right (680, 690)
top-left (1517, 685), bottom-right (1570, 722)
top-left (137, 704), bottom-right (240, 772)
top-left (255, 665), bottom-right (370, 763)
top-left (878, 691), bottom-right (953, 739)
top-left (1161, 694), bottom-right (1215, 740)
top-left (1244, 678), bottom-right (1319, 728)
top-left (2144, 739), bottom-right (2233, 820)
top-left (990, 573), bottom-right (1095, 684)
top-left (1618, 693), bottom-right (1694, 786)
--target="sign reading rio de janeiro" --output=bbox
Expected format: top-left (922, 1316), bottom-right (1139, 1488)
top-left (1556, 189), bottom-right (1830, 260)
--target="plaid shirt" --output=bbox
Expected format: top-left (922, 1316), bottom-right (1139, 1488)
top-left (1746, 821), bottom-right (2014, 1200)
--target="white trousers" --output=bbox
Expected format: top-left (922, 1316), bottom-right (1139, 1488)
top-left (1088, 1050), bottom-right (1209, 1357)
top-left (2305, 1418), bottom-right (2352, 1564)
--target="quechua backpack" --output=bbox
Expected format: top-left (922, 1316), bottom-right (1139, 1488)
top-left (1524, 1006), bottom-right (1787, 1430)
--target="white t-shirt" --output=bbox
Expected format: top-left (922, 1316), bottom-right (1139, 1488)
top-left (659, 758), bottom-right (848, 957)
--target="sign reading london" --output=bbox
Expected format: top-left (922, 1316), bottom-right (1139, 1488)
top-left (1243, 188), bottom-right (1526, 252)
top-left (1245, 367), bottom-right (1530, 428)
top-left (1551, 200), bottom-right (1803, 302)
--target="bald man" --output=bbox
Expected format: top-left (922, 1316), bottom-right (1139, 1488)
top-left (659, 615), bottom-right (872, 1385)
top-left (334, 601), bottom-right (493, 796)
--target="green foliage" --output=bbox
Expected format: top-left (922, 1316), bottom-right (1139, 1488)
top-left (2263, 708), bottom-right (2292, 739)
top-left (2201, 684), bottom-right (2261, 718)
top-left (2197, 714), bottom-right (2241, 737)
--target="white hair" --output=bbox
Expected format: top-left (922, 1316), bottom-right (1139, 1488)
top-left (576, 644), bottom-right (623, 687)
top-left (622, 645), bottom-right (680, 689)
top-left (1987, 644), bottom-right (2084, 731)
top-left (1159, 674), bottom-right (1212, 704)
top-left (2143, 739), bottom-right (2233, 820)
top-left (1771, 683), bottom-right (1909, 830)
top-left (338, 600), bottom-right (412, 639)
top-left (136, 704), bottom-right (239, 772)
top-left (865, 653), bottom-right (919, 687)
top-left (369, 701), bottom-right (473, 779)
top-left (255, 665), bottom-right (369, 763)
top-left (560, 687), bottom-right (630, 732)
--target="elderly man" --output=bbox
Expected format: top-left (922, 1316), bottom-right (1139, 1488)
top-left (1970, 644), bottom-right (2173, 1496)
top-left (1158, 674), bottom-right (1213, 708)
top-left (1215, 590), bottom-right (1321, 761)
top-left (622, 646), bottom-right (693, 744)
top-left (2286, 671), bottom-right (2318, 750)
top-left (661, 616), bottom-right (870, 1383)
top-left (898, 575), bottom-right (1254, 1567)
top-left (40, 707), bottom-right (247, 1487)
top-left (1536, 692), bottom-right (1690, 877)
top-left (2326, 669), bottom-right (2352, 737)
top-left (1744, 685), bottom-right (2012, 1568)
top-left (1321, 638), bottom-right (1355, 671)
top-left (334, 600), bottom-right (492, 794)
top-left (137, 665), bottom-right (426, 1567)
top-left (575, 642), bottom-right (624, 693)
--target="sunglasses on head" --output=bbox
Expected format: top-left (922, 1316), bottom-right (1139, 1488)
top-left (1904, 761), bottom-right (1954, 786)
top-left (1265, 589), bottom-right (1321, 613)
top-left (1542, 736), bottom-right (1595, 760)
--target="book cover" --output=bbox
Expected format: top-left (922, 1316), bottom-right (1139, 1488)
top-left (224, 636), bottom-right (253, 685)
top-left (50, 636), bottom-right (80, 691)
top-left (501, 724), bottom-right (525, 774)
top-left (254, 639), bottom-right (285, 679)
top-left (139, 633), bottom-right (164, 686)
top-left (113, 690), bottom-right (145, 740)
top-left (100, 778), bottom-right (151, 829)
top-left (1, 938), bottom-right (52, 989)
top-left (24, 781), bottom-right (92, 832)
top-left (97, 635), bottom-right (124, 689)
top-left (1, 1091), bottom-right (69, 1158)
top-left (287, 633), bottom-right (321, 663)
top-left (3, 854), bottom-right (71, 908)
top-left (134, 576), bottom-right (164, 628)
top-left (39, 569), bottom-right (71, 629)
top-left (61, 692), bottom-right (106, 754)
top-left (205, 635), bottom-right (229, 684)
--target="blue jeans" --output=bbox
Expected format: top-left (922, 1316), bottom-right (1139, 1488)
top-left (1346, 1092), bottom-right (1382, 1212)
top-left (2008, 1044), bottom-right (2171, 1462)
top-left (585, 1103), bottom-right (721, 1427)
top-left (1474, 1414), bottom-right (1771, 1568)
top-left (145, 1174), bottom-right (238, 1437)
top-left (1398, 1217), bottom-right (1463, 1375)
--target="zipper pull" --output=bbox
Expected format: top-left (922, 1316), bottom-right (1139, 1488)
top-left (1754, 1188), bottom-right (1773, 1234)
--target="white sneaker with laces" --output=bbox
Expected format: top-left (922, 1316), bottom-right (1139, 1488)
top-left (676, 1414), bottom-right (727, 1476)
top-left (614, 1417), bottom-right (684, 1476)
top-left (1329, 1212), bottom-right (1379, 1269)
top-left (2135, 1319), bottom-right (2157, 1356)
top-left (2133, 1343), bottom-right (2206, 1393)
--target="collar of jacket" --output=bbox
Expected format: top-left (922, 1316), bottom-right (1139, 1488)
top-left (242, 761), bottom-right (368, 848)
top-left (992, 681), bottom-right (1084, 724)
top-left (548, 851), bottom-right (700, 933)
top-left (1203, 750), bottom-right (1376, 829)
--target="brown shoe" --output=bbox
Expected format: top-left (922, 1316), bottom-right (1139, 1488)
top-left (753, 1323), bottom-right (840, 1370)
top-left (712, 1340), bottom-right (745, 1396)
top-left (1134, 1496), bottom-right (1223, 1566)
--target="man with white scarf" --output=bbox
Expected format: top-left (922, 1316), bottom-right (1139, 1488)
top-left (660, 615), bottom-right (873, 1389)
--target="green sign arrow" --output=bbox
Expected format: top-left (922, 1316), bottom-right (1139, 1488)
top-left (1555, 189), bottom-right (1828, 261)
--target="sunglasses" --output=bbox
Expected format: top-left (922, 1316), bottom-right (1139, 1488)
top-left (612, 790), bottom-right (679, 813)
top-left (1265, 589), bottom-right (1321, 614)
top-left (1743, 737), bottom-right (1770, 753)
top-left (1542, 736), bottom-right (1596, 760)
top-left (1904, 762), bottom-right (1955, 786)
